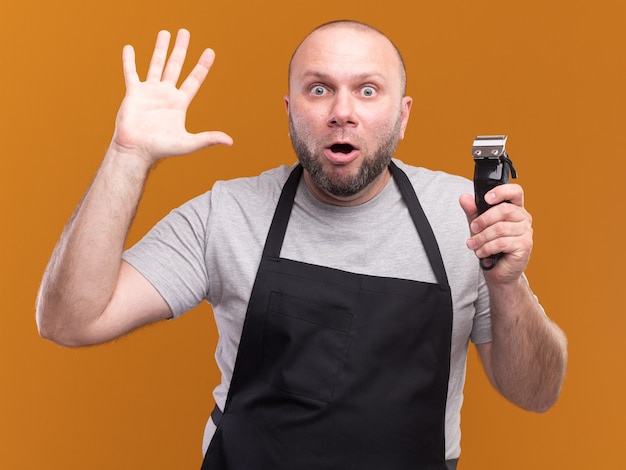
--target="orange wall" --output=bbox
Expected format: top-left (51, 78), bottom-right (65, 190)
top-left (2, 1), bottom-right (624, 468)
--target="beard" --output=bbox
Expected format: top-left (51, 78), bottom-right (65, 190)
top-left (289, 115), bottom-right (403, 198)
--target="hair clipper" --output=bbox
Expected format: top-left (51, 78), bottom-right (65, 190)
top-left (472, 135), bottom-right (517, 270)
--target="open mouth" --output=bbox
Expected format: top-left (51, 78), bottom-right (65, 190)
top-left (329, 143), bottom-right (356, 154)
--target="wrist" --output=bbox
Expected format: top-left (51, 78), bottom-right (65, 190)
top-left (487, 274), bottom-right (534, 322)
top-left (487, 273), bottom-right (525, 293)
top-left (105, 140), bottom-right (155, 177)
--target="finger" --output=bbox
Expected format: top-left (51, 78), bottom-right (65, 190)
top-left (161, 29), bottom-right (190, 84)
top-left (484, 183), bottom-right (524, 207)
top-left (471, 234), bottom-right (531, 264)
top-left (470, 203), bottom-right (530, 234)
top-left (179, 48), bottom-right (216, 101)
top-left (146, 30), bottom-right (172, 82)
top-left (469, 235), bottom-right (509, 260)
top-left (122, 45), bottom-right (139, 87)
top-left (469, 218), bottom-right (529, 250)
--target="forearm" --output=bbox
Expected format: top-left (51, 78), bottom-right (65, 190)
top-left (485, 277), bottom-right (567, 412)
top-left (36, 146), bottom-right (152, 345)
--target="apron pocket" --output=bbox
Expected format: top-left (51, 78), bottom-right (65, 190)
top-left (259, 291), bottom-right (353, 403)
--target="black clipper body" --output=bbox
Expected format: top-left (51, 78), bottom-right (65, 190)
top-left (472, 135), bottom-right (517, 270)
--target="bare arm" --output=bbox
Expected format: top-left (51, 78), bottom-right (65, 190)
top-left (460, 186), bottom-right (567, 412)
top-left (36, 29), bottom-right (232, 347)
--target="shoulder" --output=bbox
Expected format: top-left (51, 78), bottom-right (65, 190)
top-left (204, 164), bottom-right (297, 240)
top-left (212, 164), bottom-right (295, 201)
top-left (391, 158), bottom-right (472, 242)
top-left (171, 164), bottom-right (296, 220)
top-left (392, 158), bottom-right (473, 198)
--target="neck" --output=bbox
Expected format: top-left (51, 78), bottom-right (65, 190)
top-left (302, 167), bottom-right (392, 206)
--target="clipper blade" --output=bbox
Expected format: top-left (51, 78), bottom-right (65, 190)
top-left (472, 135), bottom-right (507, 159)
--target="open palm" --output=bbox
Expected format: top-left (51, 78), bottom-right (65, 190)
top-left (112, 29), bottom-right (232, 164)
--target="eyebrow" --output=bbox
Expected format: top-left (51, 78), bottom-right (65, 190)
top-left (298, 70), bottom-right (387, 84)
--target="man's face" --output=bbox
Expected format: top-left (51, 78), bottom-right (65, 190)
top-left (286, 26), bottom-right (412, 205)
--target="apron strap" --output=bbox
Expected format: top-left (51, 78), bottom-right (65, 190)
top-left (262, 164), bottom-right (303, 259)
top-left (211, 404), bottom-right (223, 427)
top-left (389, 161), bottom-right (450, 288)
top-left (263, 162), bottom-right (449, 288)
top-left (446, 458), bottom-right (459, 470)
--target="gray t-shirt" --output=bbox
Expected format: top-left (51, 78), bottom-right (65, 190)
top-left (123, 159), bottom-right (492, 460)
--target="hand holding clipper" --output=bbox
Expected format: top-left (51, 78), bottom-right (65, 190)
top-left (472, 135), bottom-right (518, 270)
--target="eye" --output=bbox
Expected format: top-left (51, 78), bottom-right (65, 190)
top-left (360, 86), bottom-right (377, 97)
top-left (310, 85), bottom-right (327, 96)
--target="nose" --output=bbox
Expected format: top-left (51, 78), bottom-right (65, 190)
top-left (328, 90), bottom-right (358, 128)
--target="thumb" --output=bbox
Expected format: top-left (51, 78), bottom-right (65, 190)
top-left (459, 193), bottom-right (478, 223)
top-left (183, 131), bottom-right (234, 154)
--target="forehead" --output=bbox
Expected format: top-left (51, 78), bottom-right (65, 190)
top-left (290, 27), bottom-right (403, 88)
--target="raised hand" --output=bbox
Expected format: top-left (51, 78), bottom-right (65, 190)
top-left (111, 29), bottom-right (233, 165)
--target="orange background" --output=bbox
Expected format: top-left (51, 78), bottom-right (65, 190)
top-left (1, 0), bottom-right (624, 468)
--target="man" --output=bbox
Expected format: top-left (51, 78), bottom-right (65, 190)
top-left (36, 21), bottom-right (567, 469)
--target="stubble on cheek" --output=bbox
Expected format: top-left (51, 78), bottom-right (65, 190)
top-left (288, 110), bottom-right (403, 198)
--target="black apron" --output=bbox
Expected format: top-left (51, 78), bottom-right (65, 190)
top-left (202, 162), bottom-right (454, 470)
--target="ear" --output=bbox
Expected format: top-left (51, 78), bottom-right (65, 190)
top-left (284, 95), bottom-right (290, 115)
top-left (399, 96), bottom-right (413, 140)
top-left (284, 95), bottom-right (292, 138)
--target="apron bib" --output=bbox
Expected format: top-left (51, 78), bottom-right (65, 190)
top-left (202, 162), bottom-right (454, 469)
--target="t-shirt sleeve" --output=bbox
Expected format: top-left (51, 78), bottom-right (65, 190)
top-left (469, 271), bottom-right (492, 344)
top-left (122, 192), bottom-right (212, 318)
